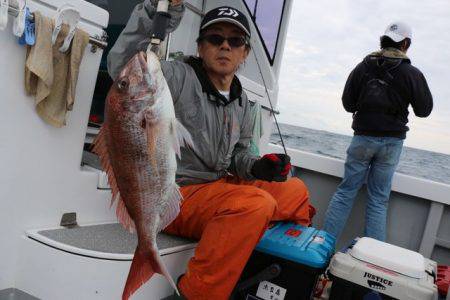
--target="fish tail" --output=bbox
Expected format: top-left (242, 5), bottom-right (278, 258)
top-left (122, 246), bottom-right (178, 300)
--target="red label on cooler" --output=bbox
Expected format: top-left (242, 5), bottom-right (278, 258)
top-left (285, 228), bottom-right (301, 237)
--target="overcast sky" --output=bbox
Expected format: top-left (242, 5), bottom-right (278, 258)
top-left (277, 0), bottom-right (450, 155)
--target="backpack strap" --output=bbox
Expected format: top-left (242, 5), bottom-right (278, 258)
top-left (380, 58), bottom-right (409, 121)
top-left (357, 56), bottom-right (408, 120)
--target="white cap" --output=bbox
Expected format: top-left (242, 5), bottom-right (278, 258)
top-left (384, 21), bottom-right (412, 42)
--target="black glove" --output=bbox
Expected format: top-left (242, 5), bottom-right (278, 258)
top-left (251, 153), bottom-right (291, 182)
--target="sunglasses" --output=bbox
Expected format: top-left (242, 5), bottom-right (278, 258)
top-left (198, 34), bottom-right (249, 48)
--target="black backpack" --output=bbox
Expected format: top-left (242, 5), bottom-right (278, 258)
top-left (356, 56), bottom-right (407, 119)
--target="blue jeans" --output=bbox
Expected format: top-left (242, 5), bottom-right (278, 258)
top-left (323, 135), bottom-right (404, 241)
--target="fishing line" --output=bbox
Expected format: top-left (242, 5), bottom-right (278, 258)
top-left (251, 37), bottom-right (293, 177)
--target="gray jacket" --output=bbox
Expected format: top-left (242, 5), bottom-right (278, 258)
top-left (107, 0), bottom-right (258, 186)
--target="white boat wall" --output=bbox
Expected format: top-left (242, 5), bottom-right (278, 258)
top-left (0, 0), bottom-right (448, 299)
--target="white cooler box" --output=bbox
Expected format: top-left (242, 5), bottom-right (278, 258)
top-left (328, 237), bottom-right (438, 300)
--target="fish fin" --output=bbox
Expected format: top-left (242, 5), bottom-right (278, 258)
top-left (122, 247), bottom-right (155, 300)
top-left (92, 125), bottom-right (136, 232)
top-left (170, 120), bottom-right (181, 159)
top-left (122, 245), bottom-right (178, 300)
top-left (158, 184), bottom-right (182, 232)
top-left (171, 119), bottom-right (195, 159)
top-left (92, 125), bottom-right (120, 206)
top-left (116, 199), bottom-right (136, 233)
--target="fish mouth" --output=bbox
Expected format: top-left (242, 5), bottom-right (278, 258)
top-left (117, 52), bottom-right (150, 88)
top-left (138, 52), bottom-right (149, 73)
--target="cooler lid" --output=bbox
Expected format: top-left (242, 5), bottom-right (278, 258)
top-left (256, 222), bottom-right (335, 269)
top-left (350, 237), bottom-right (426, 279)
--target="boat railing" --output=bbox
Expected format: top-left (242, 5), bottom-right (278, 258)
top-left (266, 143), bottom-right (450, 260)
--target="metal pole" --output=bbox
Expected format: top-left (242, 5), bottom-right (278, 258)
top-left (253, 0), bottom-right (258, 20)
top-left (7, 4), bottom-right (107, 50)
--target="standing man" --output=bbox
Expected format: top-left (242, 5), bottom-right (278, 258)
top-left (108, 1), bottom-right (315, 299)
top-left (323, 22), bottom-right (433, 242)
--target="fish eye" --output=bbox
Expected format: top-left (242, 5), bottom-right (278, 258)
top-left (117, 78), bottom-right (129, 90)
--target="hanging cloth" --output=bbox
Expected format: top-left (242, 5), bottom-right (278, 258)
top-left (25, 11), bottom-right (89, 127)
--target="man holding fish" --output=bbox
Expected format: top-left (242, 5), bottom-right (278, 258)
top-left (106, 1), bottom-right (314, 299)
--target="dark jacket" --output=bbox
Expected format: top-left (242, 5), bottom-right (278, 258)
top-left (342, 48), bottom-right (433, 139)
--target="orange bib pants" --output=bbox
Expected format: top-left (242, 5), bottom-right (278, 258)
top-left (164, 176), bottom-right (314, 299)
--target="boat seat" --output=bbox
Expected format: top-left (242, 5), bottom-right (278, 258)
top-left (27, 223), bottom-right (197, 259)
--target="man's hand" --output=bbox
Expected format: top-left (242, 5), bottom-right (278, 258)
top-left (251, 154), bottom-right (291, 182)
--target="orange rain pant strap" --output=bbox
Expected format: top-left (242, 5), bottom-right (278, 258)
top-left (164, 177), bottom-right (312, 300)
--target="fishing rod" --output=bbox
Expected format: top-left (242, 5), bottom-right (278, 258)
top-left (264, 85), bottom-right (293, 177)
top-left (249, 0), bottom-right (291, 177)
top-left (252, 47), bottom-right (292, 177)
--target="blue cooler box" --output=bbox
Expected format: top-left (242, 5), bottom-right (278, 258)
top-left (232, 222), bottom-right (335, 300)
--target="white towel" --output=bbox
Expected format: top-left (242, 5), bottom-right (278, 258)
top-left (25, 11), bottom-right (89, 127)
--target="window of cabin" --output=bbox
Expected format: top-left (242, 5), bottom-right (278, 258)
top-left (83, 0), bottom-right (203, 138)
top-left (84, 0), bottom-right (142, 129)
top-left (243, 0), bottom-right (286, 65)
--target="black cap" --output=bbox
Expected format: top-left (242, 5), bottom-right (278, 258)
top-left (200, 6), bottom-right (251, 37)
